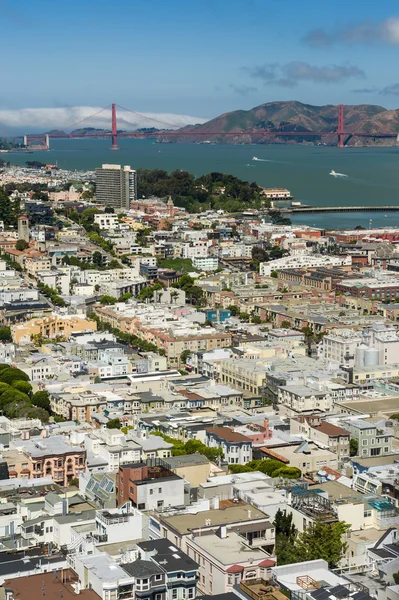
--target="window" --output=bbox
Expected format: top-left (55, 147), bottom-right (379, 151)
top-left (138, 503), bottom-right (145, 510)
top-left (158, 488), bottom-right (162, 493)
top-left (188, 589), bottom-right (194, 599)
top-left (228, 575), bottom-right (233, 585)
top-left (155, 595), bottom-right (162, 600)
top-left (150, 489), bottom-right (154, 495)
top-left (155, 575), bottom-right (162, 581)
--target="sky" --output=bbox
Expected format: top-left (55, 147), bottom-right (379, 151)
top-left (1, 0), bottom-right (399, 132)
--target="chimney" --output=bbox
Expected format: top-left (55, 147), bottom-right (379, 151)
top-left (248, 510), bottom-right (252, 519)
top-left (21, 431), bottom-right (30, 441)
top-left (219, 525), bottom-right (227, 539)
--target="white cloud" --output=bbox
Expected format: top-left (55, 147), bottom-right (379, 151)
top-left (0, 106), bottom-right (207, 134)
top-left (243, 61), bottom-right (364, 87)
top-left (304, 17), bottom-right (399, 46)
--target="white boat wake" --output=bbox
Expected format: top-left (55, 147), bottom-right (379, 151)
top-left (252, 156), bottom-right (271, 162)
top-left (330, 170), bottom-right (348, 178)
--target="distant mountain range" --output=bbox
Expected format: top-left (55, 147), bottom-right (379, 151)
top-left (173, 101), bottom-right (399, 145)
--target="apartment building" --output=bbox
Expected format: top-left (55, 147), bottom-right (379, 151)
top-left (205, 426), bottom-right (253, 464)
top-left (290, 416), bottom-right (350, 460)
top-left (11, 314), bottom-right (96, 344)
top-left (158, 503), bottom-right (275, 596)
top-left (277, 384), bottom-right (334, 415)
top-left (116, 462), bottom-right (185, 510)
top-left (345, 419), bottom-right (392, 458)
top-left (260, 254), bottom-right (351, 276)
top-left (192, 256), bottom-right (219, 271)
top-left (96, 164), bottom-right (137, 210)
top-left (138, 538), bottom-right (199, 600)
top-left (6, 435), bottom-right (86, 486)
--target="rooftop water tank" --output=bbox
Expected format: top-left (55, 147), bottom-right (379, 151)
top-left (364, 347), bottom-right (379, 367)
top-left (355, 344), bottom-right (368, 368)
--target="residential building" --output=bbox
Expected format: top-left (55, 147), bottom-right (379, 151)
top-left (290, 416), bottom-right (350, 460)
top-left (11, 314), bottom-right (97, 344)
top-left (5, 435), bottom-right (86, 486)
top-left (138, 538), bottom-right (199, 600)
top-left (192, 256), bottom-right (219, 271)
top-left (205, 427), bottom-right (253, 464)
top-left (260, 254), bottom-right (351, 276)
top-left (116, 462), bottom-right (185, 510)
top-left (96, 164), bottom-right (137, 210)
top-left (345, 419), bottom-right (393, 458)
top-left (278, 385), bottom-right (334, 415)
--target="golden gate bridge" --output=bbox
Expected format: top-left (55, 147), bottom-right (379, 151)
top-left (16, 103), bottom-right (399, 151)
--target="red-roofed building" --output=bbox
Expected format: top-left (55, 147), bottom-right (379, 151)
top-left (205, 426), bottom-right (253, 464)
top-left (290, 416), bottom-right (350, 461)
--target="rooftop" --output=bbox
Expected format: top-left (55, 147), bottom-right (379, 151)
top-left (4, 569), bottom-right (100, 600)
top-left (160, 502), bottom-right (268, 535)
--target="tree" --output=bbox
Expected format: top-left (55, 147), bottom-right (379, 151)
top-left (281, 320), bottom-right (291, 329)
top-left (180, 350), bottom-right (191, 365)
top-left (0, 327), bottom-right (11, 342)
top-left (12, 380), bottom-right (33, 396)
top-left (294, 520), bottom-right (350, 568)
top-left (100, 295), bottom-right (118, 305)
top-left (228, 305), bottom-right (240, 316)
top-left (15, 240), bottom-right (29, 251)
top-left (252, 246), bottom-right (269, 262)
top-left (69, 477), bottom-right (79, 487)
top-left (350, 438), bottom-right (359, 457)
top-left (106, 418), bottom-right (121, 429)
top-left (270, 270), bottom-right (278, 278)
top-left (31, 390), bottom-right (51, 411)
top-left (274, 509), bottom-right (297, 538)
top-left (0, 367), bottom-right (30, 385)
top-left (104, 207), bottom-right (114, 214)
top-left (92, 251), bottom-right (103, 267)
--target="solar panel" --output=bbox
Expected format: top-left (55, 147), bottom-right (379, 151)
top-left (311, 590), bottom-right (330, 600)
top-left (330, 586), bottom-right (349, 598)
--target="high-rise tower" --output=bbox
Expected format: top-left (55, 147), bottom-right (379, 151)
top-left (95, 164), bottom-right (137, 210)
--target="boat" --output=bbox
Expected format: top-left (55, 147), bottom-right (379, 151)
top-left (252, 156), bottom-right (259, 161)
top-left (330, 169), bottom-right (348, 178)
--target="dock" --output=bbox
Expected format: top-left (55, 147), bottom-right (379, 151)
top-left (289, 206), bottom-right (399, 214)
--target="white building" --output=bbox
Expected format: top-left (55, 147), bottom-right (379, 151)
top-left (94, 213), bottom-right (120, 230)
top-left (192, 256), bottom-right (219, 271)
top-left (260, 254), bottom-right (352, 276)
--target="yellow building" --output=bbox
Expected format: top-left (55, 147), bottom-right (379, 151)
top-left (12, 314), bottom-right (97, 345)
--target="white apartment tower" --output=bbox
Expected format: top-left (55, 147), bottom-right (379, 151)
top-left (96, 164), bottom-right (137, 210)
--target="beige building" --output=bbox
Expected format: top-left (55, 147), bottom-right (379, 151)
top-left (262, 440), bottom-right (338, 473)
top-left (219, 359), bottom-right (266, 394)
top-left (290, 416), bottom-right (350, 460)
top-left (278, 384), bottom-right (333, 415)
top-left (25, 256), bottom-right (52, 277)
top-left (50, 389), bottom-right (107, 422)
top-left (12, 314), bottom-right (97, 344)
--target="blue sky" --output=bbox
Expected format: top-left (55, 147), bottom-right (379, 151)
top-left (2, 0), bottom-right (399, 127)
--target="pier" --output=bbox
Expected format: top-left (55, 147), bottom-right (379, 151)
top-left (289, 206), bottom-right (399, 214)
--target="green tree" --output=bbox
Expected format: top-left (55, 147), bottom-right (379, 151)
top-left (274, 509), bottom-right (297, 538)
top-left (100, 295), bottom-right (118, 305)
top-left (294, 520), bottom-right (350, 568)
top-left (281, 320), bottom-right (291, 329)
top-left (92, 251), bottom-right (103, 267)
top-left (0, 327), bottom-right (12, 342)
top-left (31, 390), bottom-right (51, 411)
top-left (12, 380), bottom-right (33, 396)
top-left (0, 367), bottom-right (30, 385)
top-left (106, 418), bottom-right (121, 429)
top-left (270, 270), bottom-right (278, 278)
top-left (180, 350), bottom-right (191, 365)
top-left (15, 240), bottom-right (29, 251)
top-left (350, 438), bottom-right (359, 457)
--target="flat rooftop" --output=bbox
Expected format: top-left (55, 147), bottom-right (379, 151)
top-left (4, 569), bottom-right (100, 600)
top-left (160, 502), bottom-right (269, 535)
top-left (190, 530), bottom-right (270, 565)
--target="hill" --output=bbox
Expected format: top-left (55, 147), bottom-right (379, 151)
top-left (173, 101), bottom-right (399, 145)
